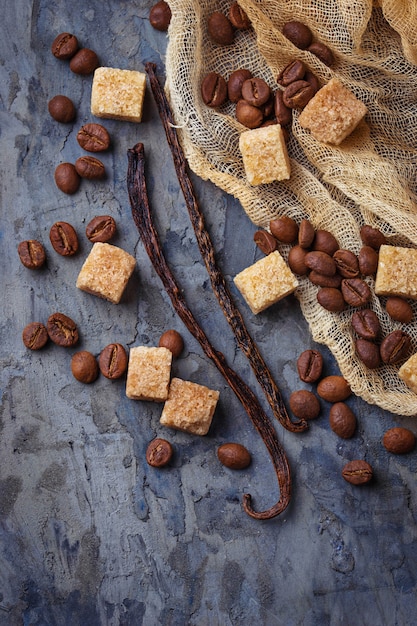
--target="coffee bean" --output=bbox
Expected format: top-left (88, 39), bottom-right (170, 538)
top-left (351, 309), bottom-right (381, 340)
top-left (274, 90), bottom-right (292, 126)
top-left (217, 443), bottom-right (252, 469)
top-left (149, 0), bottom-right (172, 31)
top-left (317, 287), bottom-right (346, 312)
top-left (341, 277), bottom-right (371, 307)
top-left (355, 338), bottom-right (381, 369)
top-left (207, 12), bottom-right (234, 46)
top-left (305, 251), bottom-right (336, 276)
top-left (304, 70), bottom-right (320, 93)
top-left (75, 156), bottom-right (105, 180)
top-left (49, 221), bottom-right (79, 256)
top-left (283, 80), bottom-right (315, 109)
top-left (51, 32), bottom-right (79, 59)
top-left (86, 215), bottom-right (117, 243)
top-left (228, 2), bottom-right (251, 29)
top-left (18, 240), bottom-right (46, 269)
top-left (269, 216), bottom-right (299, 243)
top-left (158, 329), bottom-right (184, 358)
top-left (312, 229), bottom-right (339, 255)
top-left (282, 21), bottom-right (313, 50)
top-left (385, 297), bottom-right (413, 324)
top-left (69, 48), bottom-right (99, 75)
top-left (358, 245), bottom-right (378, 276)
top-left (317, 375), bottom-right (351, 402)
top-left (77, 123), bottom-right (110, 152)
top-left (277, 60), bottom-right (306, 87)
top-left (71, 351), bottom-right (99, 383)
top-left (297, 349), bottom-right (323, 383)
top-left (383, 427), bottom-right (415, 454)
top-left (146, 438), bottom-right (173, 467)
top-left (333, 249), bottom-right (359, 278)
top-left (48, 95), bottom-right (76, 123)
top-left (235, 99), bottom-right (263, 128)
top-left (201, 72), bottom-right (228, 107)
top-left (289, 389), bottom-right (321, 420)
top-left (329, 402), bottom-right (357, 439)
top-left (47, 312), bottom-right (79, 347)
top-left (261, 96), bottom-right (274, 119)
top-left (309, 271), bottom-right (342, 288)
top-left (253, 230), bottom-right (278, 255)
top-left (342, 460), bottom-right (373, 485)
top-left (298, 218), bottom-right (315, 248)
top-left (54, 162), bottom-right (81, 194)
top-left (308, 41), bottom-right (335, 66)
top-left (227, 69), bottom-right (252, 103)
top-left (22, 322), bottom-right (49, 350)
top-left (98, 343), bottom-right (128, 379)
top-left (241, 78), bottom-right (271, 107)
top-left (380, 330), bottom-right (411, 365)
top-left (288, 245), bottom-right (309, 275)
top-left (360, 225), bottom-right (387, 250)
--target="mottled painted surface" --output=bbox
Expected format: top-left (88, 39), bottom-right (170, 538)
top-left (1, 1), bottom-right (417, 625)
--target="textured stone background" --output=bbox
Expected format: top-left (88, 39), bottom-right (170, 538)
top-left (1, 1), bottom-right (417, 625)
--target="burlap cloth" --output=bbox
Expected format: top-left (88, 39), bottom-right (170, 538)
top-left (164, 0), bottom-right (417, 416)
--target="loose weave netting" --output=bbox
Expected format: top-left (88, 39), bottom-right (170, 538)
top-left (164, 0), bottom-right (417, 416)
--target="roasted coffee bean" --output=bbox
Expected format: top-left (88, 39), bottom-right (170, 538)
top-left (235, 99), bottom-right (263, 128)
top-left (71, 351), bottom-right (99, 384)
top-left (342, 460), bottom-right (373, 485)
top-left (297, 349), bottom-right (323, 383)
top-left (269, 215), bottom-right (299, 243)
top-left (47, 312), bottom-right (79, 347)
top-left (283, 80), bottom-right (315, 109)
top-left (253, 230), bottom-right (278, 255)
top-left (49, 221), bottom-right (79, 256)
top-left (304, 70), bottom-right (320, 93)
top-left (308, 41), bottom-right (335, 66)
top-left (317, 287), bottom-right (346, 312)
top-left (289, 389), bottom-right (320, 420)
top-left (75, 156), bottom-right (105, 180)
top-left (48, 95), bottom-right (76, 123)
top-left (317, 375), bottom-right (351, 402)
top-left (298, 218), bottom-right (315, 248)
top-left (159, 329), bottom-right (184, 358)
top-left (309, 271), bottom-right (342, 288)
top-left (333, 249), bottom-right (359, 278)
top-left (69, 48), bottom-right (99, 75)
top-left (207, 12), bottom-right (234, 45)
top-left (274, 90), bottom-right (292, 126)
top-left (228, 2), bottom-right (251, 29)
top-left (227, 69), bottom-right (252, 103)
top-left (277, 60), bottom-right (306, 87)
top-left (99, 343), bottom-right (128, 379)
top-left (329, 402), bottom-right (357, 439)
top-left (146, 438), bottom-right (174, 467)
top-left (77, 123), bottom-right (110, 152)
top-left (312, 229), bottom-right (339, 255)
top-left (305, 251), bottom-right (336, 276)
top-left (22, 322), bottom-right (49, 350)
top-left (351, 309), bottom-right (381, 340)
top-left (385, 297), bottom-right (413, 324)
top-left (355, 338), bottom-right (381, 369)
top-left (358, 245), bottom-right (378, 276)
top-left (201, 72), bottom-right (228, 107)
top-left (383, 427), bottom-right (416, 454)
top-left (341, 277), bottom-right (371, 307)
top-left (86, 215), bottom-right (117, 243)
top-left (380, 329), bottom-right (411, 364)
top-left (18, 240), bottom-right (46, 269)
top-left (149, 1), bottom-right (172, 31)
top-left (282, 21), bottom-right (313, 50)
top-left (288, 245), bottom-right (309, 275)
top-left (51, 32), bottom-right (79, 59)
top-left (241, 77), bottom-right (271, 107)
top-left (261, 96), bottom-right (274, 119)
top-left (54, 162), bottom-right (81, 194)
top-left (217, 443), bottom-right (252, 469)
top-left (360, 224), bottom-right (387, 250)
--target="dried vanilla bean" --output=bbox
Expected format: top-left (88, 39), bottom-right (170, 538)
top-left (127, 142), bottom-right (291, 520)
top-left (145, 62), bottom-right (307, 434)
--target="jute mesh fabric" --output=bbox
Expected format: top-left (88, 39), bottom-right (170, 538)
top-left (164, 0), bottom-right (417, 416)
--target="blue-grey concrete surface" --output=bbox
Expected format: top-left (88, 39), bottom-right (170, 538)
top-left (1, 2), bottom-right (417, 625)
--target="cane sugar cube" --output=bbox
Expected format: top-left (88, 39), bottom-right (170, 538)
top-left (399, 353), bottom-right (417, 393)
top-left (298, 78), bottom-right (367, 145)
top-left (375, 245), bottom-right (417, 300)
top-left (76, 242), bottom-right (136, 304)
top-left (234, 250), bottom-right (298, 314)
top-left (126, 346), bottom-right (172, 402)
top-left (91, 67), bottom-right (146, 122)
top-left (239, 124), bottom-right (291, 185)
top-left (160, 378), bottom-right (219, 436)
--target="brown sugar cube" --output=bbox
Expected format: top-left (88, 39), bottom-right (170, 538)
top-left (375, 245), bottom-right (417, 300)
top-left (239, 124), bottom-right (291, 185)
top-left (298, 77), bottom-right (367, 145)
top-left (160, 377), bottom-right (220, 436)
top-left (91, 67), bottom-right (146, 122)
top-left (76, 242), bottom-right (136, 304)
top-left (126, 346), bottom-right (172, 402)
top-left (399, 353), bottom-right (417, 394)
top-left (234, 250), bottom-right (298, 314)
